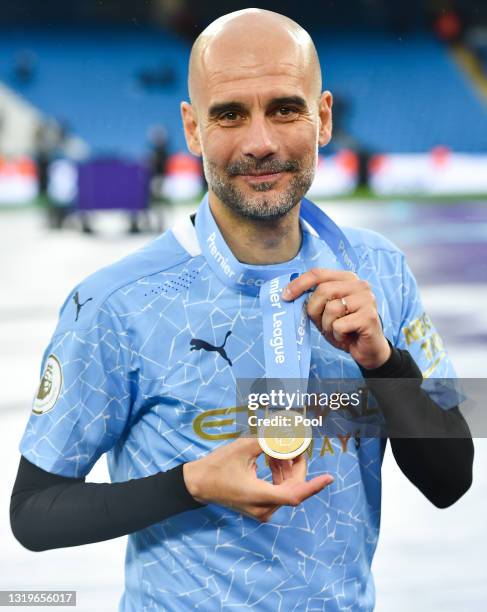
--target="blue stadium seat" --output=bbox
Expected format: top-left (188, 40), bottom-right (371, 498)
top-left (1, 28), bottom-right (485, 155)
top-left (0, 28), bottom-right (190, 156)
top-left (315, 31), bottom-right (487, 153)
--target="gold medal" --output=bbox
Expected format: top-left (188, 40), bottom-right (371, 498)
top-left (258, 409), bottom-right (312, 460)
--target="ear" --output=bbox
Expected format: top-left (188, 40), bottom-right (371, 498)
top-left (181, 101), bottom-right (202, 156)
top-left (318, 91), bottom-right (333, 148)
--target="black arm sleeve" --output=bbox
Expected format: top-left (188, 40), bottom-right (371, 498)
top-left (10, 456), bottom-right (203, 552)
top-left (359, 344), bottom-right (474, 508)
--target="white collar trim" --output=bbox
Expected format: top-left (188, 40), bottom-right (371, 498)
top-left (171, 215), bottom-right (202, 257)
top-left (171, 213), bottom-right (318, 258)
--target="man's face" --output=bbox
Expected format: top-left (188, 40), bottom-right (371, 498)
top-left (183, 40), bottom-right (332, 220)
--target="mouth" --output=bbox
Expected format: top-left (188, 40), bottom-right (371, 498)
top-left (238, 171), bottom-right (284, 184)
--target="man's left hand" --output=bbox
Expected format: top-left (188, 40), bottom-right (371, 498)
top-left (282, 268), bottom-right (391, 370)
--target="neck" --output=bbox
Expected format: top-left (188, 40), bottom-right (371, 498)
top-left (208, 191), bottom-right (302, 265)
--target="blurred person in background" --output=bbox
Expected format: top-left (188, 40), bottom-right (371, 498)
top-left (34, 119), bottom-right (62, 227)
top-left (149, 125), bottom-right (169, 202)
top-left (148, 125), bottom-right (169, 187)
top-left (147, 124), bottom-right (169, 231)
top-left (35, 118), bottom-right (81, 230)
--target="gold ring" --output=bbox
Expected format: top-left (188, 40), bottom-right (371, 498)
top-left (340, 297), bottom-right (349, 315)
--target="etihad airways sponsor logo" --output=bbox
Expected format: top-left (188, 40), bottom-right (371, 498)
top-left (192, 405), bottom-right (364, 454)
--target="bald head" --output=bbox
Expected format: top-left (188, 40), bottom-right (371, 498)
top-left (181, 9), bottom-right (333, 222)
top-left (188, 8), bottom-right (322, 109)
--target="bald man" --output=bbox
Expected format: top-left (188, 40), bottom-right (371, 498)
top-left (11, 9), bottom-right (472, 611)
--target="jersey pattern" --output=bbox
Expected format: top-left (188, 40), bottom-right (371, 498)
top-left (20, 213), bottom-right (456, 611)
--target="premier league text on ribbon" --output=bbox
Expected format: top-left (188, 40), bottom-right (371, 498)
top-left (268, 278), bottom-right (287, 365)
top-left (207, 231), bottom-right (236, 279)
top-left (207, 231), bottom-right (268, 288)
top-left (266, 278), bottom-right (309, 366)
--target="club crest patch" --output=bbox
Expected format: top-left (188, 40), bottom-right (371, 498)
top-left (33, 354), bottom-right (63, 415)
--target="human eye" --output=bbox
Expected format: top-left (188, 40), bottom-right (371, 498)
top-left (218, 110), bottom-right (242, 124)
top-left (274, 106), bottom-right (299, 119)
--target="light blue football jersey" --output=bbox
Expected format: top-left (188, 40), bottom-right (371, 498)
top-left (20, 204), bottom-right (456, 611)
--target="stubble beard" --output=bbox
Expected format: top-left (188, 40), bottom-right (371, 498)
top-left (203, 154), bottom-right (316, 221)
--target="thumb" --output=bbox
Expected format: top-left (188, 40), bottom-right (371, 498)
top-left (238, 436), bottom-right (265, 459)
top-left (333, 327), bottom-right (345, 343)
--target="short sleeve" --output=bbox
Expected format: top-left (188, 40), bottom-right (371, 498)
top-left (19, 296), bottom-right (134, 477)
top-left (396, 256), bottom-right (461, 409)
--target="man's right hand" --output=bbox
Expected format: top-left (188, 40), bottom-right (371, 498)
top-left (183, 437), bottom-right (333, 523)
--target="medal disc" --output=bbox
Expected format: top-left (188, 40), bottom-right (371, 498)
top-left (258, 409), bottom-right (312, 460)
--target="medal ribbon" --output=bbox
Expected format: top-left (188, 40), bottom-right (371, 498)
top-left (195, 194), bottom-right (359, 399)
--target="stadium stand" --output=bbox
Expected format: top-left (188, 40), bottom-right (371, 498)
top-left (317, 31), bottom-right (487, 153)
top-left (0, 28), bottom-right (486, 157)
top-left (0, 28), bottom-right (190, 157)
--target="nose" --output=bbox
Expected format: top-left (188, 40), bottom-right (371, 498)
top-left (240, 115), bottom-right (278, 160)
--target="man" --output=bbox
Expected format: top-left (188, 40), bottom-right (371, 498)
top-left (11, 9), bottom-right (473, 611)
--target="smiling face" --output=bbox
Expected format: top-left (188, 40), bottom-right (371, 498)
top-left (182, 10), bottom-right (333, 220)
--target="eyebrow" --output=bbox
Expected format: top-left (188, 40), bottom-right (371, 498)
top-left (208, 96), bottom-right (308, 119)
top-left (208, 101), bottom-right (246, 119)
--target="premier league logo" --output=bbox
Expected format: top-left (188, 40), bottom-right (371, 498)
top-left (33, 354), bottom-right (63, 415)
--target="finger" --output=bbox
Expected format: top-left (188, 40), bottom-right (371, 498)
top-left (281, 459), bottom-right (293, 480)
top-left (241, 476), bottom-right (299, 506)
top-left (291, 452), bottom-right (307, 481)
top-left (259, 505), bottom-right (281, 522)
top-left (307, 281), bottom-right (370, 327)
top-left (235, 436), bottom-right (265, 460)
top-left (244, 470), bottom-right (333, 507)
top-left (241, 504), bottom-right (280, 523)
top-left (282, 268), bottom-right (358, 301)
top-left (242, 475), bottom-right (288, 505)
top-left (270, 474), bottom-right (334, 506)
top-left (322, 291), bottom-right (372, 336)
top-left (327, 291), bottom-right (371, 316)
top-left (332, 307), bottom-right (379, 337)
top-left (268, 458), bottom-right (283, 485)
top-left (322, 298), bottom-right (348, 336)
top-left (307, 279), bottom-right (369, 315)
